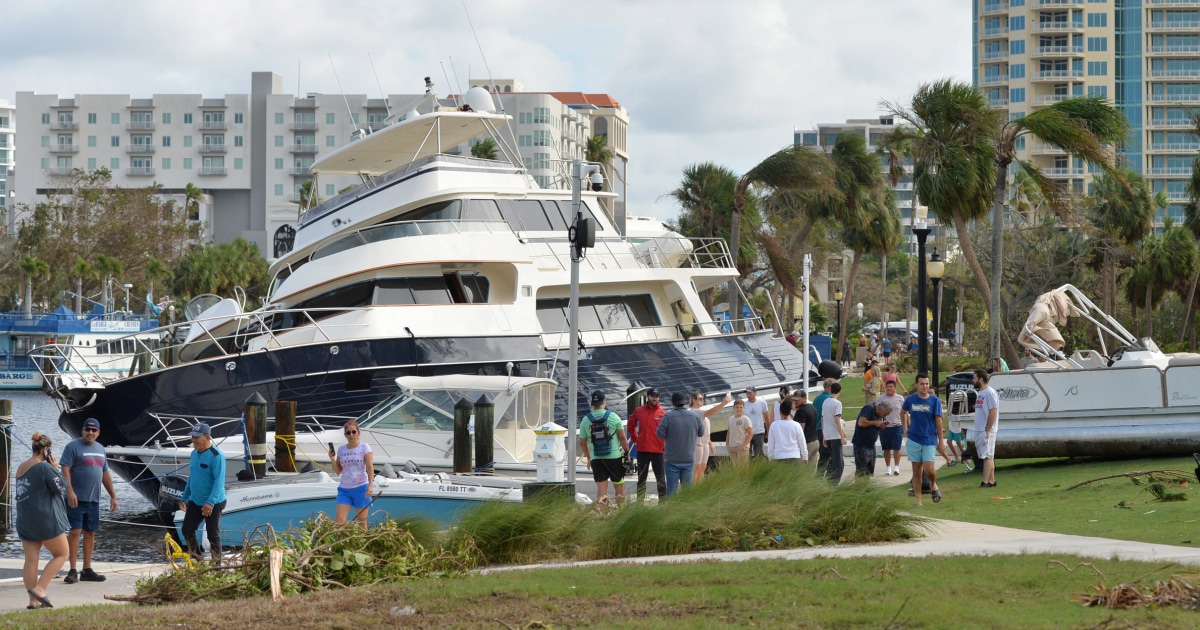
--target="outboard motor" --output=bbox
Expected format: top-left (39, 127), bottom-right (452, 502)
top-left (156, 474), bottom-right (188, 526)
top-left (817, 360), bottom-right (843, 381)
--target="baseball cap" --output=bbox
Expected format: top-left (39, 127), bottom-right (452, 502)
top-left (746, 385), bottom-right (757, 392)
top-left (82, 418), bottom-right (100, 430)
top-left (590, 390), bottom-right (605, 406)
top-left (189, 422), bottom-right (212, 437)
top-left (645, 388), bottom-right (659, 397)
top-left (671, 392), bottom-right (688, 407)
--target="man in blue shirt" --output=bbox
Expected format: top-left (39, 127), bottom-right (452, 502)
top-left (901, 373), bottom-right (946, 506)
top-left (178, 423), bottom-right (227, 563)
top-left (656, 392), bottom-right (704, 499)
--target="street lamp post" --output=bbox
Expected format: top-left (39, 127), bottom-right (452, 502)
top-left (913, 220), bottom-right (932, 375)
top-left (834, 289), bottom-right (844, 363)
top-left (928, 250), bottom-right (945, 396)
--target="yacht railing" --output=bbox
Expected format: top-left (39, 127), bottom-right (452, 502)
top-left (526, 235), bottom-right (733, 272)
top-left (309, 220), bottom-right (513, 262)
top-left (133, 412), bottom-right (353, 449)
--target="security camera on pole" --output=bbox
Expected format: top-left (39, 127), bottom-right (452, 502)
top-left (566, 159), bottom-right (602, 485)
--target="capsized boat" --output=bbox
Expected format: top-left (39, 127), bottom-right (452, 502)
top-left (985, 284), bottom-right (1200, 457)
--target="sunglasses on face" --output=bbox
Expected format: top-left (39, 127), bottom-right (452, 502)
top-left (83, 427), bottom-right (99, 433)
top-left (344, 430), bottom-right (358, 435)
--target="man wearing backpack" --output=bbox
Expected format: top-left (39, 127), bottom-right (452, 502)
top-left (578, 391), bottom-right (630, 506)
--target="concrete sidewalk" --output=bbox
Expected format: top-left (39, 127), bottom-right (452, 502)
top-left (0, 559), bottom-right (164, 613)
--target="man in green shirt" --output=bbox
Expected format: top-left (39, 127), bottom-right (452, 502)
top-left (578, 391), bottom-right (630, 506)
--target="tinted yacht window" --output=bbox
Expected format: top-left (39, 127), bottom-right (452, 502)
top-left (509, 200), bottom-right (554, 231)
top-left (463, 199), bottom-right (504, 221)
top-left (536, 294), bottom-right (661, 332)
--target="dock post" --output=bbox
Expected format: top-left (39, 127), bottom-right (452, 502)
top-left (274, 401), bottom-right (297, 473)
top-left (0, 400), bottom-right (10, 528)
top-left (473, 394), bottom-right (494, 474)
top-left (453, 397), bottom-right (473, 473)
top-left (245, 392), bottom-right (269, 479)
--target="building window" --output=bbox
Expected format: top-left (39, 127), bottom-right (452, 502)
top-left (1010, 64), bottom-right (1025, 79)
top-left (234, 158), bottom-right (243, 170)
top-left (162, 158), bottom-right (171, 170)
top-left (234, 113), bottom-right (244, 124)
top-left (111, 136), bottom-right (120, 147)
top-left (183, 136), bottom-right (192, 147)
top-left (275, 184), bottom-right (284, 196)
top-left (41, 157), bottom-right (50, 169)
top-left (111, 113), bottom-right (120, 124)
top-left (1011, 88), bottom-right (1026, 103)
top-left (85, 135), bottom-right (95, 147)
top-left (163, 113), bottom-right (171, 124)
top-left (275, 113), bottom-right (284, 124)
top-left (275, 135), bottom-right (284, 147)
top-left (181, 113), bottom-right (191, 124)
top-left (1015, 136), bottom-right (1026, 151)
top-left (534, 130), bottom-right (551, 146)
top-left (1088, 61), bottom-right (1108, 76)
top-left (183, 158), bottom-right (192, 170)
top-left (162, 136), bottom-right (171, 147)
top-left (41, 113), bottom-right (50, 124)
top-left (326, 113), bottom-right (336, 124)
top-left (1010, 40), bottom-right (1025, 55)
top-left (275, 158), bottom-right (284, 169)
top-left (1010, 16), bottom-right (1025, 31)
top-left (86, 113), bottom-right (96, 124)
top-left (41, 136), bottom-right (50, 147)
top-left (325, 184), bottom-right (335, 196)
top-left (1011, 0), bottom-right (1024, 5)
top-left (1088, 85), bottom-right (1108, 98)
top-left (1087, 13), bottom-right (1107, 27)
top-left (234, 136), bottom-right (244, 147)
top-left (533, 108), bottom-right (551, 124)
top-left (1088, 37), bottom-right (1107, 52)
top-left (326, 135), bottom-right (335, 147)
top-left (111, 158), bottom-right (120, 169)
top-left (87, 158), bottom-right (97, 169)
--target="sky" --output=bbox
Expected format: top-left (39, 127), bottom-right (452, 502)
top-left (0, 0), bottom-right (973, 222)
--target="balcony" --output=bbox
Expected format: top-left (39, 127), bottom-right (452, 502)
top-left (981, 74), bottom-right (1010, 86)
top-left (49, 143), bottom-right (78, 154)
top-left (199, 143), bottom-right (227, 153)
top-left (126, 121), bottom-right (156, 131)
top-left (1032, 69), bottom-right (1084, 81)
top-left (1147, 93), bottom-right (1200, 103)
top-left (981, 2), bottom-right (1009, 16)
top-left (987, 98), bottom-right (1010, 107)
top-left (1147, 20), bottom-right (1200, 31)
top-left (1043, 167), bottom-right (1085, 178)
top-left (1032, 45), bottom-right (1084, 58)
top-left (1147, 68), bottom-right (1200, 79)
top-left (45, 167), bottom-right (76, 176)
top-left (1033, 94), bottom-right (1072, 106)
top-left (289, 166), bottom-right (312, 176)
top-left (1032, 22), bottom-right (1083, 34)
top-left (289, 144), bottom-right (318, 153)
top-left (1146, 167), bottom-right (1192, 176)
top-left (1032, 143), bottom-right (1067, 155)
top-left (49, 120), bottom-right (78, 131)
top-left (126, 167), bottom-right (155, 177)
top-left (198, 167), bottom-right (227, 176)
top-left (1149, 142), bottom-right (1200, 152)
top-left (1036, 0), bottom-right (1082, 4)
top-left (1147, 0), bottom-right (1200, 5)
top-left (982, 49), bottom-right (1010, 61)
top-left (1147, 118), bottom-right (1196, 127)
top-left (126, 144), bottom-right (156, 153)
top-left (289, 121), bottom-right (318, 131)
top-left (981, 26), bottom-right (1010, 39)
top-left (1147, 44), bottom-right (1200, 55)
top-left (198, 121), bottom-right (227, 130)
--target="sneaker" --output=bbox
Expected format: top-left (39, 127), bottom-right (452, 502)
top-left (63, 569), bottom-right (78, 584)
top-left (891, 467), bottom-right (900, 476)
top-left (79, 568), bottom-right (106, 582)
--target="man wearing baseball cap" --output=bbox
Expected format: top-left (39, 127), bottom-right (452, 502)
top-left (60, 418), bottom-right (118, 583)
top-left (578, 391), bottom-right (629, 506)
top-left (178, 423), bottom-right (226, 563)
top-left (627, 387), bottom-right (666, 501)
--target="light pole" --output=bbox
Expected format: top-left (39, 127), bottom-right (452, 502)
top-left (834, 288), bottom-right (844, 363)
top-left (928, 250), bottom-right (945, 396)
top-left (566, 159), bottom-right (601, 485)
top-left (913, 220), bottom-right (932, 375)
top-left (122, 283), bottom-right (133, 313)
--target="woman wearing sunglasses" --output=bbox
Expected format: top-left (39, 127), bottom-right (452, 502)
top-left (330, 421), bottom-right (374, 530)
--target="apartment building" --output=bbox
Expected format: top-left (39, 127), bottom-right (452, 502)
top-left (14, 72), bottom-right (629, 259)
top-left (0, 99), bottom-right (13, 221)
top-left (973, 0), bottom-right (1197, 227)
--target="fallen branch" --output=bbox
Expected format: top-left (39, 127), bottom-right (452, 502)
top-left (1064, 470), bottom-right (1191, 491)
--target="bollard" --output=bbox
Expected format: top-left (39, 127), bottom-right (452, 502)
top-left (474, 394), bottom-right (495, 474)
top-left (245, 392), bottom-right (269, 479)
top-left (453, 397), bottom-right (473, 474)
top-left (0, 399), bottom-right (10, 529)
top-left (274, 401), bottom-right (297, 473)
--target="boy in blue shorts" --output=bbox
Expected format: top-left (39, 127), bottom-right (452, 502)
top-left (901, 374), bottom-right (946, 506)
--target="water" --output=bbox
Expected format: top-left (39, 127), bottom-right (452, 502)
top-left (0, 391), bottom-right (165, 563)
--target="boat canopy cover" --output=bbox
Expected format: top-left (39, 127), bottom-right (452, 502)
top-left (1018, 288), bottom-right (1079, 352)
top-left (312, 111), bottom-right (512, 176)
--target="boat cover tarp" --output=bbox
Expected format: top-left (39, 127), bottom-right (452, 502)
top-left (1018, 288), bottom-right (1078, 352)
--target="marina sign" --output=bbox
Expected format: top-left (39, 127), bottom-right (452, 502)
top-left (91, 321), bottom-right (142, 333)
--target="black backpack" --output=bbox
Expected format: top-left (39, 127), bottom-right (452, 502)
top-left (586, 410), bottom-right (615, 457)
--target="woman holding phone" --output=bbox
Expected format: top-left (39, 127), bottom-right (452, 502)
top-left (16, 432), bottom-right (70, 609)
top-left (330, 420), bottom-right (374, 531)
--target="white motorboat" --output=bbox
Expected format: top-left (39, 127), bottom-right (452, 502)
top-left (984, 284), bottom-right (1200, 457)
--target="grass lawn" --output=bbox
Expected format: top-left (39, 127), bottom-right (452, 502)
top-left (904, 456), bottom-right (1200, 547)
top-left (16, 555), bottom-right (1198, 628)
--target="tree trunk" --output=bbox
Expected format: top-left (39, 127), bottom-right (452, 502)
top-left (880, 255), bottom-right (888, 335)
top-left (24, 279), bottom-right (31, 315)
top-left (950, 207), bottom-right (1022, 364)
top-left (1179, 265), bottom-right (1199, 347)
top-left (838, 248), bottom-right (864, 363)
top-left (990, 162), bottom-right (1007, 365)
top-left (1145, 278), bottom-right (1153, 339)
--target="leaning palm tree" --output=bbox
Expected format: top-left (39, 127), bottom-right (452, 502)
top-left (1088, 170), bottom-right (1156, 317)
top-left (837, 193), bottom-right (903, 358)
top-left (585, 135), bottom-right (614, 165)
top-left (987, 96), bottom-right (1130, 362)
top-left (19, 256), bottom-right (49, 315)
top-left (70, 257), bottom-right (95, 314)
top-left (471, 138), bottom-right (499, 160)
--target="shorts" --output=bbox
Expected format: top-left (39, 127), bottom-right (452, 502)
top-left (879, 426), bottom-right (903, 451)
top-left (975, 430), bottom-right (997, 460)
top-left (67, 501), bottom-right (100, 532)
top-left (947, 430), bottom-right (964, 442)
top-left (907, 441), bottom-right (938, 463)
top-left (336, 483), bottom-right (372, 509)
top-left (591, 457), bottom-right (626, 484)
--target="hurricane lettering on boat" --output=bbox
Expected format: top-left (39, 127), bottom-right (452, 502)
top-left (996, 387), bottom-right (1037, 401)
top-left (437, 485), bottom-right (478, 493)
top-left (239, 492), bottom-right (282, 503)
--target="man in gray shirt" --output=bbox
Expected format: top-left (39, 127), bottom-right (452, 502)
top-left (656, 392), bottom-right (704, 499)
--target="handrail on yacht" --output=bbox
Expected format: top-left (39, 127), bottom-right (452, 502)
top-left (310, 219), bottom-right (513, 262)
top-left (527, 235), bottom-right (732, 272)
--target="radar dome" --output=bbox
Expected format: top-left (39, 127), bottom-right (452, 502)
top-left (403, 109), bottom-right (421, 121)
top-left (462, 87), bottom-right (496, 113)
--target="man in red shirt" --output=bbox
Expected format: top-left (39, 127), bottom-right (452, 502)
top-left (626, 388), bottom-right (666, 501)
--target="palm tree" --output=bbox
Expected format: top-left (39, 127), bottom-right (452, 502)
top-left (1128, 219), bottom-right (1197, 338)
top-left (471, 138), bottom-right (499, 160)
top-left (728, 145), bottom-right (836, 331)
top-left (94, 254), bottom-right (124, 313)
top-left (145, 256), bottom-right (173, 315)
top-left (70, 257), bottom-right (95, 314)
top-left (297, 179), bottom-right (319, 209)
top-left (184, 182), bottom-right (203, 222)
top-left (884, 80), bottom-right (1004, 355)
top-left (19, 256), bottom-right (49, 315)
top-left (1179, 111), bottom-right (1200, 348)
top-left (1089, 170), bottom-right (1156, 317)
top-left (987, 96), bottom-right (1129, 361)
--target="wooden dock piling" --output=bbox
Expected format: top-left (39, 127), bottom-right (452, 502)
top-left (275, 401), bottom-right (297, 473)
top-left (245, 392), bottom-right (269, 479)
top-left (453, 397), bottom-right (473, 473)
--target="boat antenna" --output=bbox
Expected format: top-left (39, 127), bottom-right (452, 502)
top-left (440, 61), bottom-right (461, 109)
top-left (448, 56), bottom-right (466, 104)
top-left (328, 53), bottom-right (364, 139)
top-left (368, 52), bottom-right (391, 119)
top-left (296, 59), bottom-right (301, 98)
top-left (462, 0), bottom-right (500, 95)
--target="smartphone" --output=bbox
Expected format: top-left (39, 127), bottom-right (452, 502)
top-left (328, 442), bottom-right (335, 455)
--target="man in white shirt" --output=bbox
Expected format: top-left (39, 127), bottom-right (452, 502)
top-left (819, 383), bottom-right (845, 484)
top-left (972, 369), bottom-right (1001, 488)
top-left (743, 386), bottom-right (769, 458)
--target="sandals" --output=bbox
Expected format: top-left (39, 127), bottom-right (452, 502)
top-left (27, 589), bottom-right (53, 608)
top-left (931, 489), bottom-right (942, 503)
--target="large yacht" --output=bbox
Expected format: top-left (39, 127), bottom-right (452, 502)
top-left (43, 85), bottom-right (818, 498)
